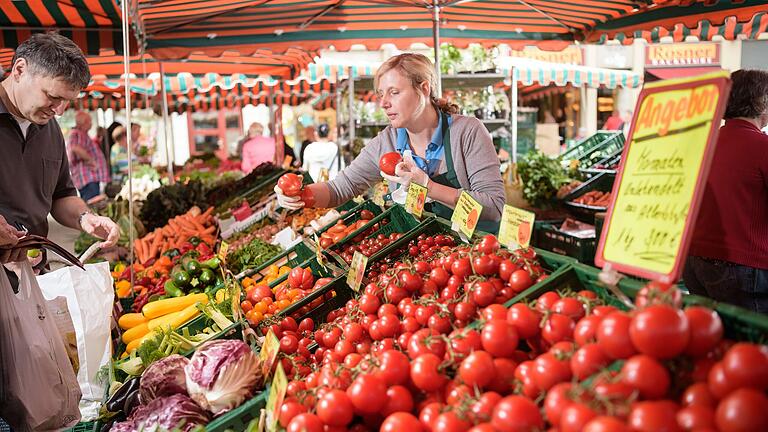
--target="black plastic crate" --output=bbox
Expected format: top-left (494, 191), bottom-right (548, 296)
top-left (534, 222), bottom-right (597, 265)
top-left (563, 172), bottom-right (615, 224)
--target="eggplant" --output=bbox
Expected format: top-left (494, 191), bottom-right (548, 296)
top-left (123, 389), bottom-right (141, 415)
top-left (105, 376), bottom-right (141, 413)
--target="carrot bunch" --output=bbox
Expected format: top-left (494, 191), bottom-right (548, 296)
top-left (133, 206), bottom-right (217, 263)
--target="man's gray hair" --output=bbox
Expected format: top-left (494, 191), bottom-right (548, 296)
top-left (12, 32), bottom-right (90, 89)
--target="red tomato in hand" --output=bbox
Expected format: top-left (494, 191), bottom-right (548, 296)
top-left (278, 173), bottom-right (303, 196)
top-left (379, 152), bottom-right (402, 176)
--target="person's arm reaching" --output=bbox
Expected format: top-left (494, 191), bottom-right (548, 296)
top-left (51, 196), bottom-right (120, 247)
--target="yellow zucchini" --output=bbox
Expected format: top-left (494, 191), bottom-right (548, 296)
top-left (122, 322), bottom-right (149, 344)
top-left (125, 330), bottom-right (158, 353)
top-left (118, 313), bottom-right (147, 330)
top-left (147, 303), bottom-right (200, 331)
top-left (141, 293), bottom-right (208, 319)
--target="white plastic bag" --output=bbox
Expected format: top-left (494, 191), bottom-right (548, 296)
top-left (0, 262), bottom-right (81, 431)
top-left (37, 261), bottom-right (114, 421)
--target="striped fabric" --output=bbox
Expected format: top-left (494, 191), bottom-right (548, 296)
top-left (0, 0), bottom-right (127, 55)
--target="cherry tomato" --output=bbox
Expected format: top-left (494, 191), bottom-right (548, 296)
top-left (553, 297), bottom-right (586, 321)
top-left (317, 389), bottom-right (354, 426)
top-left (628, 401), bottom-right (680, 432)
top-left (621, 355), bottom-right (670, 399)
top-left (583, 416), bottom-right (630, 432)
top-left (676, 405), bottom-right (715, 431)
top-left (279, 401), bottom-right (308, 428)
top-left (509, 270), bottom-right (533, 293)
top-left (433, 411), bottom-right (471, 432)
top-left (536, 291), bottom-right (561, 312)
top-left (481, 320), bottom-right (519, 358)
top-left (469, 392), bottom-right (503, 424)
top-left (629, 305), bottom-right (690, 359)
top-left (476, 234), bottom-right (501, 255)
top-left (542, 313), bottom-right (575, 344)
top-left (574, 315), bottom-right (603, 346)
top-left (635, 281), bottom-right (682, 309)
top-left (708, 361), bottom-right (739, 399)
top-left (506, 303), bottom-right (541, 340)
top-left (560, 402), bottom-right (598, 432)
top-left (346, 374), bottom-right (387, 414)
top-left (381, 385), bottom-right (415, 417)
top-left (379, 152), bottom-right (402, 176)
top-left (544, 382), bottom-right (573, 426)
top-left (721, 343), bottom-right (768, 391)
top-left (411, 353), bottom-right (447, 392)
top-left (715, 388), bottom-right (768, 432)
top-left (532, 352), bottom-right (572, 391)
top-left (287, 413), bottom-right (324, 432)
top-left (459, 350), bottom-right (495, 388)
top-left (571, 343), bottom-right (610, 380)
top-left (683, 306), bottom-right (723, 357)
top-left (381, 412), bottom-right (423, 432)
top-left (682, 382), bottom-right (717, 408)
top-left (376, 350), bottom-right (410, 386)
top-left (491, 395), bottom-right (544, 432)
top-left (597, 312), bottom-right (637, 360)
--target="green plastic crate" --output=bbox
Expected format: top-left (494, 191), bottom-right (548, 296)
top-left (264, 255), bottom-right (342, 289)
top-left (176, 317), bottom-right (247, 356)
top-left (563, 172), bottom-right (615, 224)
top-left (237, 241), bottom-right (315, 280)
top-left (505, 265), bottom-right (643, 311)
top-left (205, 389), bottom-right (268, 432)
top-left (273, 277), bottom-right (356, 331)
top-left (561, 131), bottom-right (625, 169)
top-left (580, 148), bottom-right (622, 178)
top-left (315, 200), bottom-right (384, 238)
top-left (326, 205), bottom-right (421, 267)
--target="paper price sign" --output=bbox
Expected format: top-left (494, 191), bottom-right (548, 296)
top-left (259, 329), bottom-right (280, 378)
top-left (451, 191), bottom-right (483, 238)
top-left (218, 241), bottom-right (229, 262)
top-left (498, 205), bottom-right (536, 249)
top-left (346, 251), bottom-right (368, 292)
top-left (265, 362), bottom-right (288, 432)
top-left (596, 71), bottom-right (730, 283)
top-left (405, 182), bottom-right (428, 218)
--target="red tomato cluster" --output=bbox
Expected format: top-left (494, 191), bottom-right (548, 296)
top-left (242, 271), bottom-right (335, 325)
top-left (270, 234), bottom-right (768, 432)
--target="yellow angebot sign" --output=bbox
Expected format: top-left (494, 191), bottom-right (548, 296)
top-left (597, 71), bottom-right (730, 282)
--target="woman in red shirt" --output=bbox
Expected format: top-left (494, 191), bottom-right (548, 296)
top-left (684, 69), bottom-right (768, 313)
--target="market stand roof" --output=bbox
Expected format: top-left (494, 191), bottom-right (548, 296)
top-left (134, 0), bottom-right (768, 59)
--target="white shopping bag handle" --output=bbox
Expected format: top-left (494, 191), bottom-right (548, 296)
top-left (78, 242), bottom-right (103, 264)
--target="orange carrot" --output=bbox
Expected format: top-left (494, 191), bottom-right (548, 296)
top-left (201, 207), bottom-right (214, 218)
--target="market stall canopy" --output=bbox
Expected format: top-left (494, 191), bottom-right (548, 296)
top-left (499, 57), bottom-right (643, 89)
top-left (0, 0), bottom-right (133, 56)
top-left (587, 0), bottom-right (768, 44)
top-left (134, 0), bottom-right (644, 58)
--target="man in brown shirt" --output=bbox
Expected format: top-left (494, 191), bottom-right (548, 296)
top-left (0, 33), bottom-right (119, 263)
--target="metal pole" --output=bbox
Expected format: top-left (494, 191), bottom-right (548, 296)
top-left (268, 85), bottom-right (278, 163)
top-left (121, 0), bottom-right (135, 292)
top-left (347, 67), bottom-right (355, 152)
top-left (432, 0), bottom-right (442, 97)
top-left (336, 89), bottom-right (343, 170)
top-left (159, 62), bottom-right (175, 184)
top-left (510, 67), bottom-right (518, 163)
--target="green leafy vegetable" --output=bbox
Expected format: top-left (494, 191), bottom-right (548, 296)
top-left (517, 151), bottom-right (574, 208)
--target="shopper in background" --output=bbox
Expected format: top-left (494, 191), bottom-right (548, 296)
top-left (66, 111), bottom-right (110, 201)
top-left (602, 109), bottom-right (624, 130)
top-left (241, 122), bottom-right (276, 174)
top-left (684, 69), bottom-right (768, 313)
top-left (302, 123), bottom-right (344, 182)
top-left (0, 32), bottom-right (119, 258)
top-left (110, 125), bottom-right (135, 179)
top-left (276, 53), bottom-right (505, 229)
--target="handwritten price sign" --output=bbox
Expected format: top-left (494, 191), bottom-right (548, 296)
top-left (596, 71), bottom-right (731, 282)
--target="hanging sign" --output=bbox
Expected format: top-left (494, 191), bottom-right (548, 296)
top-left (405, 182), bottom-right (428, 218)
top-left (346, 251), bottom-right (368, 292)
top-left (498, 205), bottom-right (536, 249)
top-left (595, 71), bottom-right (731, 283)
top-left (451, 191), bottom-right (483, 238)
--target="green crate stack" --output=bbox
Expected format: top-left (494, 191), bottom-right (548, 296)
top-left (326, 205), bottom-right (421, 268)
top-left (580, 147), bottom-right (623, 178)
top-left (277, 277), bottom-right (357, 330)
top-left (205, 389), bottom-right (269, 432)
top-left (533, 223), bottom-right (597, 265)
top-left (237, 241), bottom-right (315, 280)
top-left (561, 131), bottom-right (625, 169)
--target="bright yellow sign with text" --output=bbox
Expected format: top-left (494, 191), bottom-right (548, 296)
top-left (597, 72), bottom-right (730, 282)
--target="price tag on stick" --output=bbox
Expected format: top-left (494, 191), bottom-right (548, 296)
top-left (405, 182), bottom-right (428, 218)
top-left (498, 205), bottom-right (536, 249)
top-left (259, 329), bottom-right (280, 378)
top-left (218, 241), bottom-right (229, 262)
top-left (265, 362), bottom-right (288, 432)
top-left (346, 251), bottom-right (368, 292)
top-left (451, 191), bottom-right (483, 239)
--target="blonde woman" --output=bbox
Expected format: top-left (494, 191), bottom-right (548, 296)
top-left (275, 53), bottom-right (505, 228)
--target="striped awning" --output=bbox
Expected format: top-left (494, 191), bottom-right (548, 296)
top-left (135, 0), bottom-right (642, 59)
top-left (0, 0), bottom-right (130, 56)
top-left (499, 58), bottom-right (643, 89)
top-left (588, 0), bottom-right (768, 43)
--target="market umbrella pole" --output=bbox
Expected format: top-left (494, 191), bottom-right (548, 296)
top-left (432, 0), bottom-right (442, 97)
top-left (336, 88), bottom-right (343, 171)
top-left (158, 62), bottom-right (175, 184)
top-left (348, 67), bottom-right (355, 150)
top-left (121, 0), bottom-right (135, 292)
top-left (510, 67), bottom-right (518, 163)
